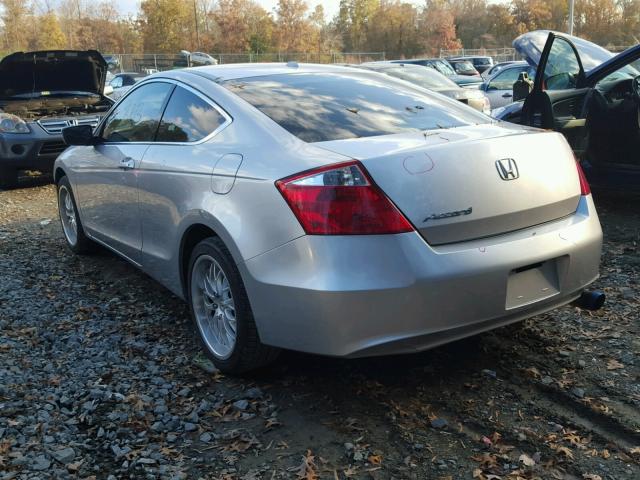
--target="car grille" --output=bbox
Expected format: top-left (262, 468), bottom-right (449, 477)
top-left (458, 99), bottom-right (469, 104)
top-left (39, 141), bottom-right (68, 156)
top-left (38, 117), bottom-right (100, 134)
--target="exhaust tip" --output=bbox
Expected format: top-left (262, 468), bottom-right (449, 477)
top-left (573, 290), bottom-right (606, 311)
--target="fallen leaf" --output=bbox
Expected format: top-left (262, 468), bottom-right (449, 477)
top-left (606, 359), bottom-right (624, 370)
top-left (518, 453), bottom-right (535, 467)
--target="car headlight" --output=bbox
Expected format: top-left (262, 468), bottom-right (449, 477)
top-left (0, 113), bottom-right (30, 133)
top-left (482, 96), bottom-right (491, 115)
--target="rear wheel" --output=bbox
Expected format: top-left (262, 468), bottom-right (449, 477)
top-left (57, 176), bottom-right (94, 254)
top-left (188, 237), bottom-right (279, 374)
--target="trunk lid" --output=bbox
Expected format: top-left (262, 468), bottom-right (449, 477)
top-left (0, 50), bottom-right (107, 99)
top-left (314, 123), bottom-right (581, 245)
top-left (513, 30), bottom-right (614, 72)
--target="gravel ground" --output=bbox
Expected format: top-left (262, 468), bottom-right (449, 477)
top-left (0, 183), bottom-right (639, 480)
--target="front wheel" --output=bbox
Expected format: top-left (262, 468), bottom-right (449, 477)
top-left (188, 237), bottom-right (279, 374)
top-left (57, 176), bottom-right (95, 254)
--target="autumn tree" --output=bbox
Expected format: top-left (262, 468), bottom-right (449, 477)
top-left (140, 0), bottom-right (192, 52)
top-left (337, 0), bottom-right (380, 51)
top-left (30, 13), bottom-right (66, 49)
top-left (274, 0), bottom-right (313, 52)
top-left (0, 0), bottom-right (32, 52)
top-left (367, 1), bottom-right (421, 58)
top-left (208, 0), bottom-right (274, 53)
top-left (419, 0), bottom-right (462, 55)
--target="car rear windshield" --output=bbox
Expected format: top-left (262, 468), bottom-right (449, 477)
top-left (223, 72), bottom-right (488, 142)
top-left (455, 61), bottom-right (477, 73)
top-left (383, 66), bottom-right (459, 90)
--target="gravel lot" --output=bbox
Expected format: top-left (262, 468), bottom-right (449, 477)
top-left (1, 183), bottom-right (639, 480)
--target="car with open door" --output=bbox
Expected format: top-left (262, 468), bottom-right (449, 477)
top-left (496, 30), bottom-right (640, 190)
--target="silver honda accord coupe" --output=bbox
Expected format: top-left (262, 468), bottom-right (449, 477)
top-left (54, 63), bottom-right (602, 373)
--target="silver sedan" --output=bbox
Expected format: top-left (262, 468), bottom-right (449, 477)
top-left (55, 63), bottom-right (602, 373)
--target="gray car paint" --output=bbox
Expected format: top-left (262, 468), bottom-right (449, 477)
top-left (55, 63), bottom-right (602, 358)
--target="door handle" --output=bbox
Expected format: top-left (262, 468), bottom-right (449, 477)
top-left (502, 93), bottom-right (513, 98)
top-left (119, 157), bottom-right (135, 169)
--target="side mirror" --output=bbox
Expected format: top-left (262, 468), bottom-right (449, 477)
top-left (62, 125), bottom-right (97, 146)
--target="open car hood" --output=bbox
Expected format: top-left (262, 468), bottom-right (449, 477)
top-left (513, 30), bottom-right (616, 73)
top-left (0, 50), bottom-right (107, 99)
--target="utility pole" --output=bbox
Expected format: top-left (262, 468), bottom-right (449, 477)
top-left (193, 0), bottom-right (200, 49)
top-left (568, 0), bottom-right (575, 36)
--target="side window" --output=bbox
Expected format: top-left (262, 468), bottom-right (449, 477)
top-left (544, 38), bottom-right (581, 90)
top-left (101, 82), bottom-right (173, 143)
top-left (488, 68), bottom-right (523, 90)
top-left (156, 86), bottom-right (227, 143)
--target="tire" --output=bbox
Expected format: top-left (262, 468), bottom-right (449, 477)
top-left (188, 237), bottom-right (279, 374)
top-left (0, 168), bottom-right (18, 189)
top-left (56, 176), bottom-right (95, 254)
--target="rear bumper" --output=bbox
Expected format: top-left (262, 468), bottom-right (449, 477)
top-left (240, 195), bottom-right (602, 357)
top-left (0, 124), bottom-right (67, 173)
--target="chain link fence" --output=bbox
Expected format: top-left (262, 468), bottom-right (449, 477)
top-left (104, 52), bottom-right (386, 73)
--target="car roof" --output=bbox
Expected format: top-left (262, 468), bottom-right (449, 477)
top-left (360, 61), bottom-right (425, 70)
top-left (150, 62), bottom-right (373, 82)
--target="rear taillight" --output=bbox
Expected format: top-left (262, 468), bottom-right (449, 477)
top-left (276, 160), bottom-right (414, 235)
top-left (575, 159), bottom-right (591, 195)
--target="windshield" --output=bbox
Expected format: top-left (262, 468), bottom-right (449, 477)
top-left (474, 58), bottom-right (491, 66)
top-left (381, 66), bottom-right (459, 90)
top-left (454, 61), bottom-right (476, 73)
top-left (431, 60), bottom-right (455, 76)
top-left (223, 72), bottom-right (489, 143)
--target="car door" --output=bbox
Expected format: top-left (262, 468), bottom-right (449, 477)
top-left (74, 81), bottom-right (174, 264)
top-left (136, 83), bottom-right (234, 290)
top-left (484, 66), bottom-right (530, 108)
top-left (522, 33), bottom-right (591, 154)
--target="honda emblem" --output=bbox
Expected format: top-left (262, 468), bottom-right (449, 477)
top-left (495, 158), bottom-right (519, 180)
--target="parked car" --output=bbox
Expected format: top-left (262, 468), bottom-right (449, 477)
top-left (480, 61), bottom-right (536, 108)
top-left (190, 52), bottom-right (218, 66)
top-left (390, 58), bottom-right (483, 88)
top-left (448, 59), bottom-right (481, 77)
top-left (108, 72), bottom-right (147, 101)
top-left (494, 30), bottom-right (640, 190)
top-left (55, 63), bottom-right (602, 373)
top-left (449, 55), bottom-right (494, 74)
top-left (0, 50), bottom-right (113, 188)
top-left (359, 62), bottom-right (491, 114)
